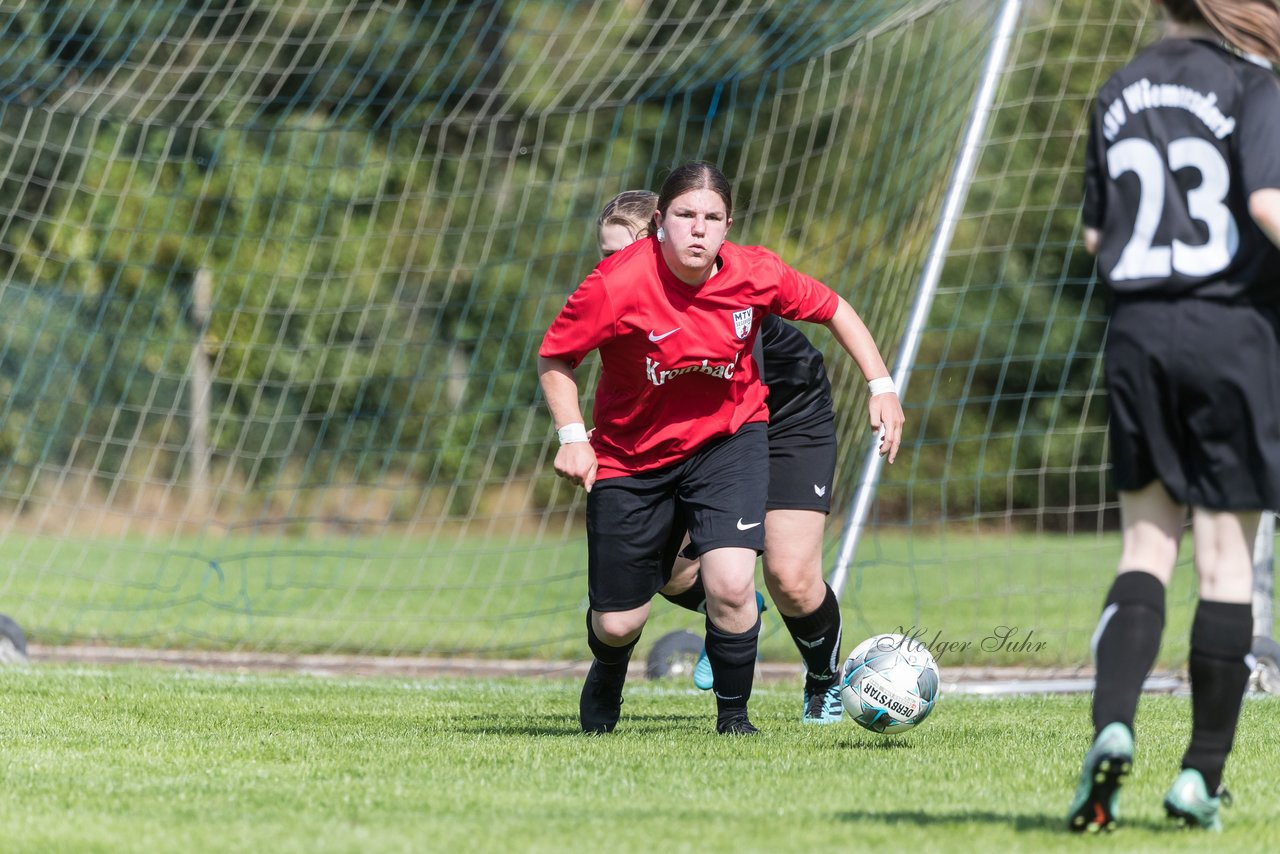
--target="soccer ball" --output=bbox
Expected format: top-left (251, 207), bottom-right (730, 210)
top-left (839, 633), bottom-right (940, 734)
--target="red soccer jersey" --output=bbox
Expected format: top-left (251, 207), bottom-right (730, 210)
top-left (540, 237), bottom-right (840, 480)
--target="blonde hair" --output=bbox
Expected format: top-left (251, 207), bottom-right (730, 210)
top-left (597, 190), bottom-right (658, 240)
top-left (1164, 0), bottom-right (1280, 62)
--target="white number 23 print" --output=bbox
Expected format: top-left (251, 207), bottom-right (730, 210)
top-left (1107, 136), bottom-right (1239, 281)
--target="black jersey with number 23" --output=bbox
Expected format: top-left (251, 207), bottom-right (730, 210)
top-left (1082, 38), bottom-right (1280, 301)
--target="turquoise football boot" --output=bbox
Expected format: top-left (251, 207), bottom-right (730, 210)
top-left (1163, 768), bottom-right (1230, 832)
top-left (1067, 722), bottom-right (1134, 832)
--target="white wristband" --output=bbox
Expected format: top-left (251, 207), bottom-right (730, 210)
top-left (557, 422), bottom-right (589, 445)
top-left (868, 376), bottom-right (896, 397)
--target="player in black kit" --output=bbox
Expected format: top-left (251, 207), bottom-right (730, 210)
top-left (1067, 0), bottom-right (1280, 833)
top-left (596, 190), bottom-right (902, 724)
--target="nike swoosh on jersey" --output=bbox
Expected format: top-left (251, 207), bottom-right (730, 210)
top-left (736, 519), bottom-right (762, 530)
top-left (814, 485), bottom-right (827, 497)
top-left (648, 328), bottom-right (680, 342)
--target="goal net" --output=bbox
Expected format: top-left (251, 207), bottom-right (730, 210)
top-left (0, 0), bottom-right (1204, 671)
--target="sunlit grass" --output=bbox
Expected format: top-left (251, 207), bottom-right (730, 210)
top-left (1, 665), bottom-right (1276, 853)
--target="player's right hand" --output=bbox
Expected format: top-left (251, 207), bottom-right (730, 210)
top-left (554, 442), bottom-right (598, 492)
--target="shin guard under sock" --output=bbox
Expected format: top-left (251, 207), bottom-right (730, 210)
top-left (1182, 600), bottom-right (1252, 793)
top-left (704, 614), bottom-right (761, 716)
top-left (1091, 570), bottom-right (1166, 735)
top-left (779, 583), bottom-right (843, 685)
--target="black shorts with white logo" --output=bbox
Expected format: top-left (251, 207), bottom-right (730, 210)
top-left (766, 418), bottom-right (836, 513)
top-left (585, 422), bottom-right (769, 612)
top-left (1105, 297), bottom-right (1280, 511)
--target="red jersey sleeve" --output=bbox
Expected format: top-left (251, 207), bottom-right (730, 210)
top-left (539, 271), bottom-right (619, 368)
top-left (765, 252), bottom-right (840, 323)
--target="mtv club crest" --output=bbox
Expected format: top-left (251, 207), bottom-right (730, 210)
top-left (732, 307), bottom-right (753, 339)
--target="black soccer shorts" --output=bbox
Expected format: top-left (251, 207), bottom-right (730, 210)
top-left (766, 419), bottom-right (837, 513)
top-left (1105, 297), bottom-right (1280, 511)
top-left (585, 422), bottom-right (769, 612)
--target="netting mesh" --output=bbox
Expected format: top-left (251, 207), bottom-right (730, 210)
top-left (1, 1), bottom-right (1213, 669)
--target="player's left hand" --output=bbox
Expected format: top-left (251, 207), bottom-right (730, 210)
top-left (869, 392), bottom-right (904, 464)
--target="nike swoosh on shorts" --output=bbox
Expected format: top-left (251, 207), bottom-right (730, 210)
top-left (736, 519), bottom-right (761, 530)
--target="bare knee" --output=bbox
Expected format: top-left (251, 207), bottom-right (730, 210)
top-left (699, 547), bottom-right (760, 633)
top-left (762, 510), bottom-right (826, 614)
top-left (710, 573), bottom-right (756, 611)
top-left (593, 607), bottom-right (648, 644)
top-left (763, 560), bottom-right (825, 616)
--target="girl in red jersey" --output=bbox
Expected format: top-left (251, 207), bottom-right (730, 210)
top-left (539, 162), bottom-right (903, 735)
top-left (596, 190), bottom-right (861, 725)
top-left (1067, 0), bottom-right (1280, 832)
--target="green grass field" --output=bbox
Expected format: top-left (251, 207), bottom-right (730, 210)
top-left (0, 528), bottom-right (1224, 669)
top-left (2, 664), bottom-right (1277, 853)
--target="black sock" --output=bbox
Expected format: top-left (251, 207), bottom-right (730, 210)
top-left (585, 610), bottom-right (638, 674)
top-left (1182, 600), bottom-right (1252, 793)
top-left (780, 583), bottom-right (843, 686)
top-left (1091, 570), bottom-right (1166, 735)
top-left (660, 575), bottom-right (707, 613)
top-left (704, 614), bottom-right (760, 718)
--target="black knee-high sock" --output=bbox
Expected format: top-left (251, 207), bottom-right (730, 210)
top-left (780, 583), bottom-right (843, 685)
top-left (586, 610), bottom-right (639, 676)
top-left (1182, 600), bottom-right (1252, 793)
top-left (1092, 570), bottom-right (1166, 735)
top-left (704, 613), bottom-right (760, 717)
top-left (660, 575), bottom-right (707, 613)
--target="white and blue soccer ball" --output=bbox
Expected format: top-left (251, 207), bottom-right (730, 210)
top-left (839, 633), bottom-right (940, 734)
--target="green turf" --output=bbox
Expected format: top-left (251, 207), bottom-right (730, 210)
top-left (0, 528), bottom-right (1240, 667)
top-left (1, 665), bottom-right (1276, 853)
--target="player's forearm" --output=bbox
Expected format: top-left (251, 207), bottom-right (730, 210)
top-left (822, 298), bottom-right (892, 382)
top-left (1249, 189), bottom-right (1280, 250)
top-left (537, 356), bottom-right (585, 429)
